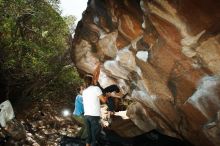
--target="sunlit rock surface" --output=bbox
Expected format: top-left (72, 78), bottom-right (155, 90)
top-left (71, 0), bottom-right (220, 146)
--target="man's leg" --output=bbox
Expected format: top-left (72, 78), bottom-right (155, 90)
top-left (90, 117), bottom-right (101, 146)
top-left (85, 116), bottom-right (92, 146)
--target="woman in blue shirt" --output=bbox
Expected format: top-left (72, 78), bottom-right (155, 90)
top-left (72, 85), bottom-right (87, 139)
top-left (73, 90), bottom-right (84, 116)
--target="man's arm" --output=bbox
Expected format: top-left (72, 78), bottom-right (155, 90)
top-left (98, 94), bottom-right (107, 103)
top-left (92, 63), bottom-right (100, 85)
top-left (109, 92), bottom-right (124, 98)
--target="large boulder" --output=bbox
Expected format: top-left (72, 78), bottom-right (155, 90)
top-left (71, 0), bottom-right (220, 146)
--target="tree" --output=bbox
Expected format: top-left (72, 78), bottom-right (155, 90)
top-left (63, 15), bottom-right (77, 35)
top-left (0, 0), bottom-right (82, 103)
top-left (46, 0), bottom-right (61, 13)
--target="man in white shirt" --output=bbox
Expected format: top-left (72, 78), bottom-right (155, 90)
top-left (82, 75), bottom-right (107, 146)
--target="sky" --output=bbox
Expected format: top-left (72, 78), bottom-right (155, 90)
top-left (59, 0), bottom-right (88, 23)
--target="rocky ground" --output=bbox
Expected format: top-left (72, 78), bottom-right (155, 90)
top-left (0, 97), bottom-right (81, 146)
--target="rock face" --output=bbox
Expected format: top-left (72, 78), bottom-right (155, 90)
top-left (71, 0), bottom-right (220, 146)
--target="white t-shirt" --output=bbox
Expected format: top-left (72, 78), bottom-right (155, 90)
top-left (82, 86), bottom-right (103, 116)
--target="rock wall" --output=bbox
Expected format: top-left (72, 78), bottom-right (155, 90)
top-left (71, 0), bottom-right (220, 146)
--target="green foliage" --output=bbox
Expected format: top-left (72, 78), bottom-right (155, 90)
top-left (49, 67), bottom-right (83, 97)
top-left (46, 0), bottom-right (61, 13)
top-left (63, 15), bottom-right (77, 34)
top-left (0, 0), bottom-right (82, 101)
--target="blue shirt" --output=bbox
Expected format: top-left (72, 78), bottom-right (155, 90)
top-left (73, 95), bottom-right (84, 116)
